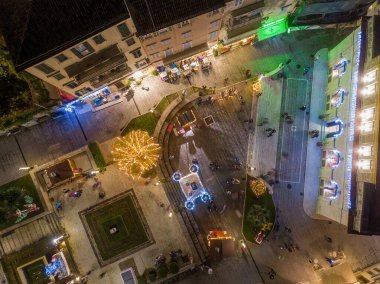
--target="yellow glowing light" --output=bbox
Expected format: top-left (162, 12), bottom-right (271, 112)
top-left (250, 179), bottom-right (267, 197)
top-left (112, 130), bottom-right (160, 178)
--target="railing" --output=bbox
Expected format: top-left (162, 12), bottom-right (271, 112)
top-left (91, 67), bottom-right (132, 88)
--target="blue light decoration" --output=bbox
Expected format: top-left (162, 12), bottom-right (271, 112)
top-left (325, 180), bottom-right (339, 200)
top-left (172, 165), bottom-right (213, 210)
top-left (63, 86), bottom-right (111, 112)
top-left (333, 57), bottom-right (349, 78)
top-left (185, 201), bottom-right (195, 210)
top-left (345, 30), bottom-right (361, 209)
top-left (172, 172), bottom-right (182, 182)
top-left (45, 253), bottom-right (69, 279)
top-left (201, 193), bottom-right (211, 203)
top-left (189, 164), bottom-right (199, 173)
top-left (325, 119), bottom-right (344, 138)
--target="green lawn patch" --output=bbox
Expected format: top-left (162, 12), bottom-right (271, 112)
top-left (81, 191), bottom-right (153, 263)
top-left (0, 175), bottom-right (45, 230)
top-left (88, 142), bottom-right (107, 168)
top-left (121, 93), bottom-right (179, 136)
top-left (121, 112), bottom-right (158, 136)
top-left (242, 175), bottom-right (275, 244)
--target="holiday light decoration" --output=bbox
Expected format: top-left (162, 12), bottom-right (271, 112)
top-left (249, 179), bottom-right (267, 197)
top-left (112, 130), bottom-right (160, 178)
top-left (252, 81), bottom-right (261, 93)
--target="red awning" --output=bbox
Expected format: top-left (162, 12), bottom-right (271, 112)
top-left (58, 88), bottom-right (77, 103)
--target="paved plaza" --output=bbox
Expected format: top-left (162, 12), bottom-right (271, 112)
top-left (2, 28), bottom-right (380, 283)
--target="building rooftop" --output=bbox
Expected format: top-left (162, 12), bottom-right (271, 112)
top-left (126, 0), bottom-right (225, 35)
top-left (0, 0), bottom-right (130, 72)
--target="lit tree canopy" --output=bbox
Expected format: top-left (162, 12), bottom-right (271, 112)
top-left (112, 130), bottom-right (160, 178)
top-left (249, 179), bottom-right (267, 197)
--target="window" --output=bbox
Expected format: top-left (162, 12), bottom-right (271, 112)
top-left (209, 31), bottom-right (218, 39)
top-left (358, 159), bottom-right (373, 170)
top-left (235, 0), bottom-right (244, 7)
top-left (178, 20), bottom-right (191, 28)
top-left (210, 20), bottom-right (221, 29)
top-left (126, 37), bottom-right (136, 46)
top-left (164, 48), bottom-right (173, 57)
top-left (150, 52), bottom-right (160, 59)
top-left (183, 41), bottom-right (192, 50)
top-left (117, 23), bottom-right (131, 38)
top-left (93, 34), bottom-right (105, 44)
top-left (55, 54), bottom-right (68, 63)
top-left (182, 31), bottom-right (191, 39)
top-left (359, 145), bottom-right (373, 157)
top-left (53, 73), bottom-right (65, 81)
top-left (71, 42), bottom-right (94, 58)
top-left (35, 63), bottom-right (55, 74)
top-left (364, 69), bottom-right (378, 83)
top-left (363, 83), bottom-right (376, 96)
top-left (146, 43), bottom-right (157, 50)
top-left (161, 38), bottom-right (171, 46)
top-left (130, 48), bottom-right (142, 59)
top-left (361, 121), bottom-right (374, 133)
top-left (360, 108), bottom-right (375, 121)
top-left (65, 81), bottom-right (79, 89)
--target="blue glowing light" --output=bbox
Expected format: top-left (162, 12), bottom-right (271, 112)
top-left (185, 201), bottom-right (195, 210)
top-left (172, 172), bottom-right (182, 182)
top-left (201, 193), bottom-right (211, 203)
top-left (189, 164), bottom-right (199, 173)
top-left (345, 30), bottom-right (361, 209)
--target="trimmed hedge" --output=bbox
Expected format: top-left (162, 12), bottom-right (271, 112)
top-left (88, 142), bottom-right (107, 168)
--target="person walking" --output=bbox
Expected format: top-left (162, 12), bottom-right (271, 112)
top-left (300, 105), bottom-right (307, 111)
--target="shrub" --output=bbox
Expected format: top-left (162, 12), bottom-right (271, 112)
top-left (88, 142), bottom-right (107, 168)
top-left (150, 69), bottom-right (158, 76)
top-left (157, 264), bottom-right (169, 279)
top-left (137, 276), bottom-right (147, 284)
top-left (147, 268), bottom-right (157, 282)
top-left (169, 261), bottom-right (179, 274)
top-left (212, 49), bottom-right (218, 57)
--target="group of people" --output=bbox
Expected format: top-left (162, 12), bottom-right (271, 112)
top-left (220, 86), bottom-right (238, 99)
top-left (265, 128), bottom-right (276, 137)
top-left (281, 112), bottom-right (294, 124)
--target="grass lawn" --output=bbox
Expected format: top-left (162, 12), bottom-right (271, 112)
top-left (88, 142), bottom-right (107, 168)
top-left (121, 112), bottom-right (158, 136)
top-left (242, 175), bottom-right (275, 244)
top-left (83, 192), bottom-right (152, 261)
top-left (121, 93), bottom-right (179, 136)
top-left (154, 93), bottom-right (179, 115)
top-left (0, 175), bottom-right (44, 230)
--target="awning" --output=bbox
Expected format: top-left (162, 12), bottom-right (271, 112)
top-left (163, 43), bottom-right (208, 65)
top-left (231, 1), bottom-right (265, 17)
top-left (227, 20), bottom-right (261, 39)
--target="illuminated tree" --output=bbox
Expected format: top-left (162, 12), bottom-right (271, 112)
top-left (249, 179), bottom-right (267, 197)
top-left (112, 130), bottom-right (160, 178)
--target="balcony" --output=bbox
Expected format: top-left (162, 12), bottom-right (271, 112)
top-left (90, 64), bottom-right (132, 89)
top-left (65, 45), bottom-right (126, 84)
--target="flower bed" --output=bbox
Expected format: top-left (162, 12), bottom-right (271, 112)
top-left (242, 175), bottom-right (275, 244)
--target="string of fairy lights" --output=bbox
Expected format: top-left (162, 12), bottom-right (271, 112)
top-left (112, 130), bottom-right (160, 178)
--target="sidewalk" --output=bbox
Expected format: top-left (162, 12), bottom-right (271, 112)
top-left (247, 77), bottom-right (283, 177)
top-left (303, 48), bottom-right (329, 219)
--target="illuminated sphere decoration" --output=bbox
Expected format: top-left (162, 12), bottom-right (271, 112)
top-left (112, 130), bottom-right (160, 178)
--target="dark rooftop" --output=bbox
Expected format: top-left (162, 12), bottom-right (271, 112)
top-left (126, 0), bottom-right (225, 35)
top-left (0, 0), bottom-right (130, 72)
